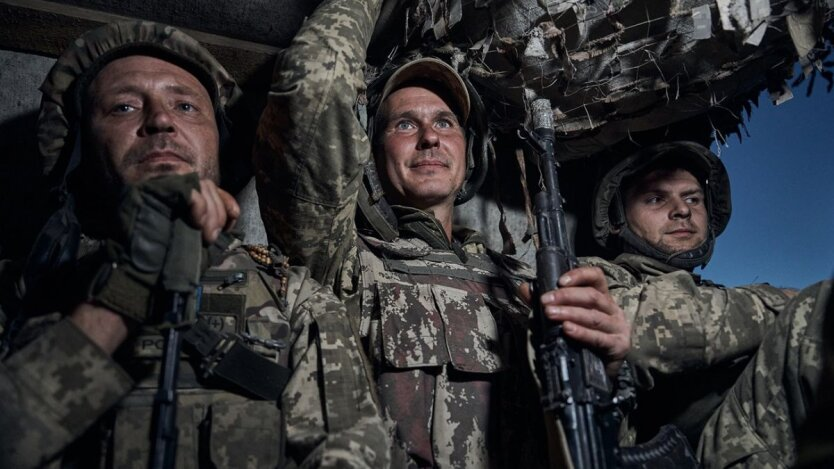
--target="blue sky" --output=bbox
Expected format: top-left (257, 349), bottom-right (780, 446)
top-left (698, 80), bottom-right (834, 289)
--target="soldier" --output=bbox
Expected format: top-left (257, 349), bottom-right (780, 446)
top-left (0, 21), bottom-right (388, 468)
top-left (254, 0), bottom-right (631, 466)
top-left (587, 141), bottom-right (832, 467)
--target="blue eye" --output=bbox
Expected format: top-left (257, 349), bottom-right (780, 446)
top-left (178, 102), bottom-right (196, 112)
top-left (394, 120), bottom-right (414, 130)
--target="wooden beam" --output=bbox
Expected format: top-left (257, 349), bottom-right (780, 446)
top-left (48, 0), bottom-right (317, 46)
top-left (0, 0), bottom-right (299, 90)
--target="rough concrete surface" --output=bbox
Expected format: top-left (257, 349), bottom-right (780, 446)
top-left (0, 50), bottom-right (53, 125)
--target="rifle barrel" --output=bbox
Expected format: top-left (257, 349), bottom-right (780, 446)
top-left (150, 292), bottom-right (186, 469)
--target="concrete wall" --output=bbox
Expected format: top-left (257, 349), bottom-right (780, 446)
top-left (0, 50), bottom-right (54, 259)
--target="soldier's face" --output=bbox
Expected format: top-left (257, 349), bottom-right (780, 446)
top-left (86, 55), bottom-right (220, 184)
top-left (377, 86), bottom-right (467, 211)
top-left (624, 168), bottom-right (709, 254)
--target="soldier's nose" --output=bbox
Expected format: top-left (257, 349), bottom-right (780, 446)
top-left (142, 102), bottom-right (176, 135)
top-left (670, 199), bottom-right (691, 218)
top-left (418, 127), bottom-right (440, 149)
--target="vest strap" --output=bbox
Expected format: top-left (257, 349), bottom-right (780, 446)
top-left (380, 253), bottom-right (499, 284)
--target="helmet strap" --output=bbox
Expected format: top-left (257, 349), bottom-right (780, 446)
top-left (356, 163), bottom-right (399, 241)
top-left (619, 225), bottom-right (715, 271)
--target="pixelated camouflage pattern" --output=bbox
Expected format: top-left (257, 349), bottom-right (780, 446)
top-left (0, 245), bottom-right (389, 469)
top-left (583, 253), bottom-right (793, 450)
top-left (0, 317), bottom-right (132, 468)
top-left (38, 20), bottom-right (241, 176)
top-left (794, 281), bottom-right (834, 468)
top-left (698, 280), bottom-right (832, 468)
top-left (253, 0), bottom-right (549, 464)
top-left (253, 0), bottom-right (380, 289)
top-left (356, 229), bottom-right (547, 468)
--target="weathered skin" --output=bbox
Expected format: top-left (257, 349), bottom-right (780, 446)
top-left (0, 17), bottom-right (388, 469)
top-left (585, 253), bottom-right (826, 468)
top-left (0, 244), bottom-right (389, 469)
top-left (254, 0), bottom-right (548, 466)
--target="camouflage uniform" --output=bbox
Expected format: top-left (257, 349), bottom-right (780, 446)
top-left (0, 241), bottom-right (389, 468)
top-left (586, 142), bottom-right (828, 467)
top-left (0, 20), bottom-right (388, 469)
top-left (698, 280), bottom-right (831, 468)
top-left (585, 254), bottom-right (791, 448)
top-left (253, 0), bottom-right (546, 467)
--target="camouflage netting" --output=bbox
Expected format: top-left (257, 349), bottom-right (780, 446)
top-left (369, 0), bottom-right (834, 160)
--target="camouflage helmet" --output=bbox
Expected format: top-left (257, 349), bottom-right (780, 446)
top-left (37, 20), bottom-right (248, 192)
top-left (358, 56), bottom-right (491, 241)
top-left (592, 141), bottom-right (732, 269)
top-left (23, 21), bottom-right (249, 304)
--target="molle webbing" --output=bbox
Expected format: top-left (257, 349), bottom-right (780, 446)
top-left (182, 319), bottom-right (290, 401)
top-left (380, 252), bottom-right (499, 284)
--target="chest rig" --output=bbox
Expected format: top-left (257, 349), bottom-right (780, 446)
top-left (357, 234), bottom-right (529, 374)
top-left (111, 245), bottom-right (292, 469)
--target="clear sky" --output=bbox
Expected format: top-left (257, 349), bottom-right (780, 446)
top-left (697, 79), bottom-right (834, 289)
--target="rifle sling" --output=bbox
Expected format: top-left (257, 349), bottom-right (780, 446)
top-left (182, 319), bottom-right (290, 401)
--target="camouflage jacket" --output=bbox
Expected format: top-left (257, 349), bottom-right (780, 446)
top-left (584, 253), bottom-right (791, 447)
top-left (253, 0), bottom-right (547, 466)
top-left (0, 242), bottom-right (389, 469)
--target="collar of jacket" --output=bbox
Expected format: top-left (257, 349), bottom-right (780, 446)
top-left (390, 205), bottom-right (485, 261)
top-left (613, 252), bottom-right (703, 283)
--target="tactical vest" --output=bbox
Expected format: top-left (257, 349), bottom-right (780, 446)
top-left (105, 247), bottom-right (292, 469)
top-left (357, 234), bottom-right (530, 373)
top-left (356, 233), bottom-right (543, 465)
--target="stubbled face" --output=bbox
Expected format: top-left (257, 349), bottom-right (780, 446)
top-left (377, 86), bottom-right (467, 212)
top-left (86, 55), bottom-right (219, 184)
top-left (624, 168), bottom-right (709, 255)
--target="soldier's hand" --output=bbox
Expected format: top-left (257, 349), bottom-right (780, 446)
top-left (188, 179), bottom-right (240, 245)
top-left (538, 266), bottom-right (631, 378)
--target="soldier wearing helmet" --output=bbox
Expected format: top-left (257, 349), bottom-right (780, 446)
top-left (0, 21), bottom-right (388, 468)
top-left (254, 0), bottom-right (630, 466)
top-left (592, 141), bottom-right (732, 271)
top-left (585, 141), bottom-right (831, 467)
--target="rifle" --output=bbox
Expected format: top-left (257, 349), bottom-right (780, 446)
top-left (149, 221), bottom-right (202, 469)
top-left (523, 95), bottom-right (700, 469)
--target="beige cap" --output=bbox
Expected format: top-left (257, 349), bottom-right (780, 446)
top-left (380, 57), bottom-right (471, 123)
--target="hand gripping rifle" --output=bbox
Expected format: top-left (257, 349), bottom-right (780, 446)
top-left (150, 221), bottom-right (202, 469)
top-left (522, 95), bottom-right (700, 469)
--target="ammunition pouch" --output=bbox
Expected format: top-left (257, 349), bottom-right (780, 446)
top-left (182, 318), bottom-right (290, 401)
